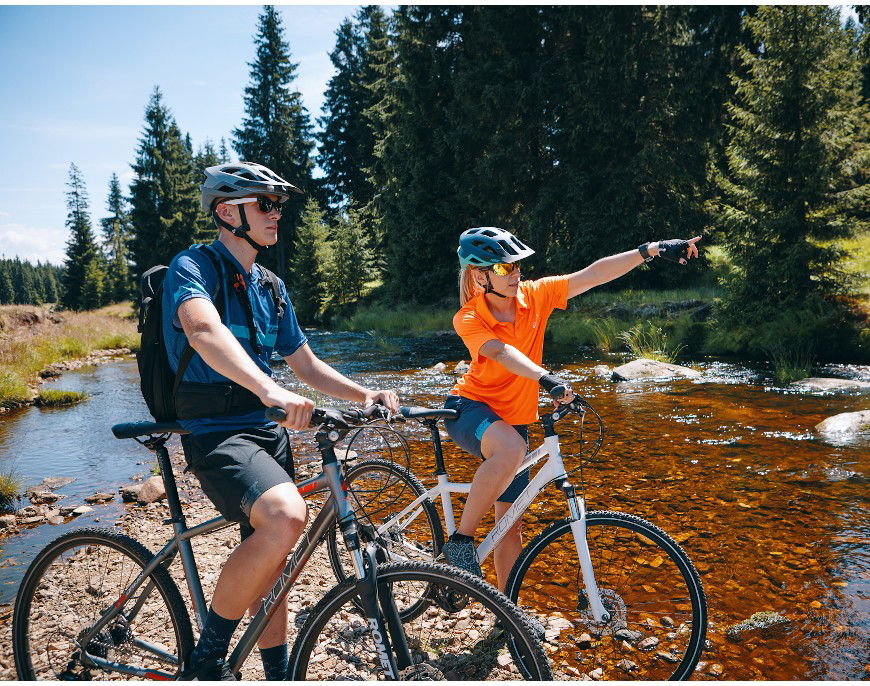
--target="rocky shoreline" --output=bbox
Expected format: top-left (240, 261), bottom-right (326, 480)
top-left (0, 442), bottom-right (342, 680)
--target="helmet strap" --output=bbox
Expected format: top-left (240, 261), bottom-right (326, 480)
top-left (212, 204), bottom-right (270, 252)
top-left (483, 271), bottom-right (508, 299)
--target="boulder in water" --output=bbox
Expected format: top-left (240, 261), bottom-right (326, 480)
top-left (136, 476), bottom-right (166, 504)
top-left (453, 360), bottom-right (470, 375)
top-left (611, 358), bottom-right (700, 381)
top-left (789, 377), bottom-right (870, 394)
top-left (726, 611), bottom-right (789, 641)
top-left (815, 410), bottom-right (870, 435)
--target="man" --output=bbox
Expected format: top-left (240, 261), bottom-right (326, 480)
top-left (164, 161), bottom-right (399, 680)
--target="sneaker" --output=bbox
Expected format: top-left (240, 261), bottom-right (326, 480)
top-left (438, 536), bottom-right (483, 578)
top-left (178, 656), bottom-right (236, 681)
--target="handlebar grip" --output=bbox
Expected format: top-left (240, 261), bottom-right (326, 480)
top-left (548, 385), bottom-right (568, 400)
top-left (265, 407), bottom-right (286, 423)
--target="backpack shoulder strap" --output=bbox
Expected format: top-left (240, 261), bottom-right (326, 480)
top-left (171, 245), bottom-right (228, 398)
top-left (257, 265), bottom-right (286, 321)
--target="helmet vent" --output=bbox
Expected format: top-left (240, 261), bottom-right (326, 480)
top-left (218, 185), bottom-right (236, 193)
top-left (499, 240), bottom-right (519, 256)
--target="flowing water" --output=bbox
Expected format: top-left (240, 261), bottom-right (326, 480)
top-left (0, 330), bottom-right (867, 679)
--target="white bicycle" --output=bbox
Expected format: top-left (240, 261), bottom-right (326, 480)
top-left (325, 394), bottom-right (708, 680)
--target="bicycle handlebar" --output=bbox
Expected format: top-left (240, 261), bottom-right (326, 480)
top-left (265, 404), bottom-right (390, 429)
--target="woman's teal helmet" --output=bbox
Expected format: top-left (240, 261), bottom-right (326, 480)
top-left (457, 227), bottom-right (535, 268)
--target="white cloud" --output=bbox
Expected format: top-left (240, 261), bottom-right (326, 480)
top-left (0, 223), bottom-right (67, 265)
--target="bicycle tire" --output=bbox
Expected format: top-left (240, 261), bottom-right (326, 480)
top-left (289, 560), bottom-right (551, 681)
top-left (325, 458), bottom-right (445, 620)
top-left (505, 511), bottom-right (707, 681)
top-left (13, 527), bottom-right (194, 680)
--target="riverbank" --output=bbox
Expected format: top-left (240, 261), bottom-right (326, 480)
top-left (0, 441), bottom-right (341, 680)
top-left (0, 303), bottom-right (138, 410)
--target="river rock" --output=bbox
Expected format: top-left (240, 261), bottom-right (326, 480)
top-left (120, 484), bottom-right (143, 502)
top-left (637, 636), bottom-right (660, 651)
top-left (592, 365), bottom-right (612, 378)
top-left (611, 358), bottom-right (701, 382)
top-left (47, 516), bottom-right (64, 525)
top-left (429, 362), bottom-right (448, 373)
top-left (84, 492), bottom-right (114, 504)
top-left (18, 515), bottom-right (44, 525)
top-left (39, 476), bottom-right (75, 490)
top-left (72, 505), bottom-right (94, 516)
top-left (28, 489), bottom-right (61, 505)
top-left (815, 410), bottom-right (870, 435)
top-left (789, 377), bottom-right (870, 394)
top-left (0, 514), bottom-right (16, 529)
top-left (616, 659), bottom-right (638, 673)
top-left (335, 448), bottom-right (359, 461)
top-left (453, 360), bottom-right (470, 375)
top-left (726, 611), bottom-right (789, 641)
top-left (136, 476), bottom-right (166, 504)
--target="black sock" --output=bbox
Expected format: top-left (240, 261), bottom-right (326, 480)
top-left (259, 643), bottom-right (288, 681)
top-left (450, 532), bottom-right (474, 544)
top-left (188, 606), bottom-right (242, 668)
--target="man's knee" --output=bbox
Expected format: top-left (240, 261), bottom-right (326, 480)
top-left (249, 483), bottom-right (308, 550)
top-left (482, 423), bottom-right (526, 465)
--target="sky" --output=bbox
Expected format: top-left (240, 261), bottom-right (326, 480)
top-left (0, 5), bottom-right (360, 265)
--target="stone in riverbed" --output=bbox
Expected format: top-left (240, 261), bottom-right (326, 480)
top-left (611, 358), bottom-right (700, 382)
top-left (39, 477), bottom-right (75, 490)
top-left (789, 377), bottom-right (870, 394)
top-left (136, 476), bottom-right (166, 504)
top-left (815, 410), bottom-right (870, 435)
top-left (453, 360), bottom-right (470, 375)
top-left (72, 505), bottom-right (94, 516)
top-left (726, 611), bottom-right (789, 641)
top-left (84, 492), bottom-right (115, 504)
top-left (29, 490), bottom-right (61, 505)
top-left (0, 514), bottom-right (17, 529)
top-left (120, 484), bottom-right (143, 502)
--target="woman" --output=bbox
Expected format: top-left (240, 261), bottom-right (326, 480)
top-left (440, 227), bottom-right (701, 591)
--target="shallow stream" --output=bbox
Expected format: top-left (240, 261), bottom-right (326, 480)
top-left (0, 330), bottom-right (867, 679)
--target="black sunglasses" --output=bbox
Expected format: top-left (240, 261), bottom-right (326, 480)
top-left (255, 196), bottom-right (287, 214)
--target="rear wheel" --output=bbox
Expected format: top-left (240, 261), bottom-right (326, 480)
top-left (505, 512), bottom-right (707, 680)
top-left (13, 528), bottom-right (194, 680)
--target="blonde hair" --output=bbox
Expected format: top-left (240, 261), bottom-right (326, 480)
top-left (459, 265), bottom-right (483, 306)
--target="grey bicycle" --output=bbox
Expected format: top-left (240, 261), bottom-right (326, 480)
top-left (327, 395), bottom-right (708, 680)
top-left (12, 405), bottom-right (551, 681)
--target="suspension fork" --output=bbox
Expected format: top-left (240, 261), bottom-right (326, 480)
top-left (562, 480), bottom-right (611, 623)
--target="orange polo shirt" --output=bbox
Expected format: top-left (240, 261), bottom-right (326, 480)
top-left (450, 275), bottom-right (569, 425)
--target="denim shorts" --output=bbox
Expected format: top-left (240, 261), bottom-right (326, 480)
top-left (442, 394), bottom-right (529, 503)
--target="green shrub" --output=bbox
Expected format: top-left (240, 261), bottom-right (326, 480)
top-left (619, 322), bottom-right (684, 363)
top-left (0, 469), bottom-right (20, 509)
top-left (548, 314), bottom-right (596, 346)
top-left (767, 342), bottom-right (815, 385)
top-left (34, 389), bottom-right (88, 407)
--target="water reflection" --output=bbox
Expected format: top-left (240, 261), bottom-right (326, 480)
top-left (0, 333), bottom-right (867, 678)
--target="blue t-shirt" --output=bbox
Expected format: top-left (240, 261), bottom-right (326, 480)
top-left (162, 241), bottom-right (307, 435)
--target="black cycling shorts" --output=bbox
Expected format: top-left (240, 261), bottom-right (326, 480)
top-left (181, 426), bottom-right (295, 540)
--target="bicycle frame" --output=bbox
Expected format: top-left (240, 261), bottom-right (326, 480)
top-left (75, 426), bottom-right (408, 680)
top-left (377, 415), bottom-right (611, 623)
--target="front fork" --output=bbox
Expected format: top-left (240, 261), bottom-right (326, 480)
top-left (562, 481), bottom-right (611, 624)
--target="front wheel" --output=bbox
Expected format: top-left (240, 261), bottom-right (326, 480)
top-left (13, 528), bottom-right (194, 680)
top-left (289, 560), bottom-right (551, 680)
top-left (505, 511), bottom-right (707, 680)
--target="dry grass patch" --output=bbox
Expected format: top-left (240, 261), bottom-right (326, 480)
top-left (0, 303), bottom-right (137, 408)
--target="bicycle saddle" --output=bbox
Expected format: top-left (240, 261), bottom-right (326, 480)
top-left (112, 421), bottom-right (188, 439)
top-left (399, 406), bottom-right (458, 420)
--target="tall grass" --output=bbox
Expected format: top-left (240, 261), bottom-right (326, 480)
top-left (0, 303), bottom-right (137, 408)
top-left (333, 306), bottom-right (455, 335)
top-left (35, 389), bottom-right (89, 407)
top-left (766, 341), bottom-right (815, 386)
top-left (592, 318), bottom-right (626, 353)
top-left (0, 469), bottom-right (20, 509)
top-left (619, 322), bottom-right (684, 363)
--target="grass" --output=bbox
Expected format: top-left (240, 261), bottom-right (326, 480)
top-left (34, 389), bottom-right (89, 407)
top-left (333, 306), bottom-right (456, 335)
top-left (766, 342), bottom-right (816, 386)
top-left (592, 318), bottom-right (627, 353)
top-left (0, 302), bottom-right (137, 408)
top-left (619, 322), bottom-right (684, 363)
top-left (0, 469), bottom-right (20, 509)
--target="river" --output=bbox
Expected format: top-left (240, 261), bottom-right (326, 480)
top-left (0, 330), bottom-right (867, 679)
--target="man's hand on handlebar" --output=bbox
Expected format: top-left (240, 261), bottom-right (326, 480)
top-left (363, 389), bottom-right (399, 414)
top-left (260, 386), bottom-right (315, 430)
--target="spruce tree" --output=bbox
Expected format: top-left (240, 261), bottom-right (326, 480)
top-left (101, 173), bottom-right (133, 302)
top-left (289, 198), bottom-right (330, 323)
top-left (714, 6), bottom-right (869, 349)
top-left (0, 263), bottom-right (14, 305)
top-left (323, 208), bottom-right (372, 307)
top-left (128, 87), bottom-right (202, 281)
top-left (193, 140), bottom-right (223, 243)
top-left (41, 266), bottom-right (60, 304)
top-left (219, 138), bottom-right (231, 164)
top-left (233, 6), bottom-right (314, 279)
top-left (80, 256), bottom-right (106, 310)
top-left (62, 163), bottom-right (102, 310)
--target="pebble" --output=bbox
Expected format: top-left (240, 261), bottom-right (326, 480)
top-left (84, 492), bottom-right (114, 504)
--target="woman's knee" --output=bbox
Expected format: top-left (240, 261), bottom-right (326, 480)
top-left (481, 422), bottom-right (526, 464)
